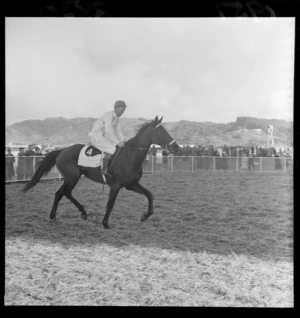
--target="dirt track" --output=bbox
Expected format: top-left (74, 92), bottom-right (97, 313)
top-left (5, 171), bottom-right (293, 306)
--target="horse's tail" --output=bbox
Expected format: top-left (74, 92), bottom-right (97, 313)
top-left (22, 149), bottom-right (63, 193)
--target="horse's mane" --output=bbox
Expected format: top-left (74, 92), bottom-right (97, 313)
top-left (125, 120), bottom-right (154, 147)
top-left (136, 120), bottom-right (153, 136)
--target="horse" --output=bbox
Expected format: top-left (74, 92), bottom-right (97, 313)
top-left (23, 116), bottom-right (179, 229)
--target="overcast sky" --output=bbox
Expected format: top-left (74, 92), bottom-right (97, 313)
top-left (6, 18), bottom-right (294, 125)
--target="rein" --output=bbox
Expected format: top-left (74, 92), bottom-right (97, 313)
top-left (108, 146), bottom-right (122, 171)
top-left (103, 146), bottom-right (146, 188)
top-left (120, 122), bottom-right (176, 151)
top-left (121, 141), bottom-right (176, 150)
top-left (103, 121), bottom-right (177, 184)
top-left (107, 146), bottom-right (147, 175)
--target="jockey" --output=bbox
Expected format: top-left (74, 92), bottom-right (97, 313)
top-left (88, 100), bottom-right (127, 172)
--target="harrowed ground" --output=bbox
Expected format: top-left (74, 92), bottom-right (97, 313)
top-left (5, 171), bottom-right (293, 306)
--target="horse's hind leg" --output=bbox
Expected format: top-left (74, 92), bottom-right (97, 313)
top-left (64, 183), bottom-right (88, 220)
top-left (50, 182), bottom-right (67, 220)
top-left (49, 177), bottom-right (87, 220)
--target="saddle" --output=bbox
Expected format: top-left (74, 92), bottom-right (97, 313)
top-left (78, 145), bottom-right (103, 168)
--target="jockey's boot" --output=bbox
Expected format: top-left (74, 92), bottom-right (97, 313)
top-left (102, 153), bottom-right (112, 174)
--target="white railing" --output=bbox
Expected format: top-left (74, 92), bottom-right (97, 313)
top-left (5, 155), bottom-right (62, 183)
top-left (5, 155), bottom-right (293, 183)
top-left (144, 156), bottom-right (292, 173)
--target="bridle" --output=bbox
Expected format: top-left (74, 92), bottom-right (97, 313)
top-left (155, 123), bottom-right (177, 148)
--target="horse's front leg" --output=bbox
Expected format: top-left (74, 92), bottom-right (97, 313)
top-left (102, 182), bottom-right (121, 229)
top-left (125, 182), bottom-right (153, 222)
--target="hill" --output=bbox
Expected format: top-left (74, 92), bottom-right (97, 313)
top-left (5, 116), bottom-right (293, 147)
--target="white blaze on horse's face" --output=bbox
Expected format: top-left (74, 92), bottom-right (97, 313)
top-left (154, 123), bottom-right (178, 153)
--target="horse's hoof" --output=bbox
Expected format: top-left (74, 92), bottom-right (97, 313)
top-left (50, 214), bottom-right (56, 220)
top-left (141, 212), bottom-right (153, 222)
top-left (141, 215), bottom-right (148, 222)
top-left (80, 214), bottom-right (87, 220)
top-left (50, 217), bottom-right (57, 223)
top-left (102, 223), bottom-right (110, 229)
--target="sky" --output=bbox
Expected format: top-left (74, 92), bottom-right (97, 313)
top-left (6, 18), bottom-right (294, 125)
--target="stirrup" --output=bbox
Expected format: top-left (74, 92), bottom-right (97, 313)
top-left (100, 169), bottom-right (107, 184)
top-left (101, 168), bottom-right (111, 183)
top-left (103, 169), bottom-right (112, 177)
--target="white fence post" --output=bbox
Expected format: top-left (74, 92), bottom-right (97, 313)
top-left (260, 157), bottom-right (262, 172)
top-left (171, 156), bottom-right (174, 172)
top-left (213, 156), bottom-right (216, 172)
top-left (236, 156), bottom-right (239, 172)
top-left (151, 156), bottom-right (154, 174)
top-left (191, 156), bottom-right (194, 172)
top-left (33, 155), bottom-right (36, 175)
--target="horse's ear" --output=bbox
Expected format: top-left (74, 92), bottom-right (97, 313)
top-left (154, 115), bottom-right (159, 123)
top-left (159, 116), bottom-right (163, 123)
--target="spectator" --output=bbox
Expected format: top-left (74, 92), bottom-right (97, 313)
top-left (256, 146), bottom-right (262, 157)
top-left (149, 145), bottom-right (157, 165)
top-left (222, 150), bottom-right (228, 157)
top-left (195, 146), bottom-right (203, 156)
top-left (24, 145), bottom-right (35, 179)
top-left (214, 148), bottom-right (220, 157)
top-left (17, 148), bottom-right (26, 180)
top-left (203, 147), bottom-right (209, 157)
top-left (245, 146), bottom-right (250, 156)
top-left (174, 144), bottom-right (291, 160)
top-left (175, 146), bottom-right (183, 156)
top-left (248, 154), bottom-right (255, 171)
top-left (34, 146), bottom-right (44, 168)
top-left (231, 146), bottom-right (238, 157)
top-left (5, 148), bottom-right (15, 181)
top-left (241, 153), bottom-right (248, 170)
top-left (275, 154), bottom-right (283, 170)
top-left (162, 149), bottom-right (168, 165)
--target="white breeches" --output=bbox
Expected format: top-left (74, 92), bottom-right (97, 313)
top-left (91, 136), bottom-right (116, 154)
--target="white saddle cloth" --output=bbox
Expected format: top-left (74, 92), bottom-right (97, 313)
top-left (78, 145), bottom-right (103, 168)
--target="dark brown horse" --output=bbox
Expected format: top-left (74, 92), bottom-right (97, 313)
top-left (23, 116), bottom-right (179, 229)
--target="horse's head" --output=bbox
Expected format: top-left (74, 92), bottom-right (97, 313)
top-left (150, 116), bottom-right (179, 153)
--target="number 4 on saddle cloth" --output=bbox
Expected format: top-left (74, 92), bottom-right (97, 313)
top-left (78, 145), bottom-right (105, 169)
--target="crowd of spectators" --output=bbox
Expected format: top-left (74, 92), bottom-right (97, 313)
top-left (148, 144), bottom-right (293, 159)
top-left (5, 144), bottom-right (48, 181)
top-left (5, 148), bottom-right (15, 181)
top-left (172, 144), bottom-right (293, 158)
top-left (6, 143), bottom-right (293, 181)
top-left (147, 144), bottom-right (293, 172)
